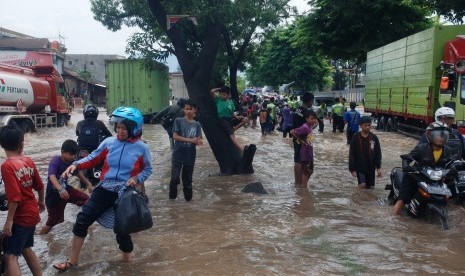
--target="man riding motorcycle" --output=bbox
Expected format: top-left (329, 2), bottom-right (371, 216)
top-left (418, 107), bottom-right (465, 159)
top-left (392, 122), bottom-right (460, 215)
top-left (76, 104), bottom-right (112, 153)
top-left (75, 104), bottom-right (112, 186)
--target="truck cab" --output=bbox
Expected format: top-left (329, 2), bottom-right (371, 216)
top-left (438, 35), bottom-right (465, 134)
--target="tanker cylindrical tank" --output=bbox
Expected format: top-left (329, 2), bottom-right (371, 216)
top-left (0, 71), bottom-right (50, 113)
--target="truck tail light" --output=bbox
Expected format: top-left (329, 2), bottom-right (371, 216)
top-left (455, 60), bottom-right (465, 73)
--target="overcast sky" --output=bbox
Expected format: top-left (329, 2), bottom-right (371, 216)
top-left (1, 0), bottom-right (309, 69)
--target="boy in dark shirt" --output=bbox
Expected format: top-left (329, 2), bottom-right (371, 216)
top-left (39, 140), bottom-right (92, 234)
top-left (169, 99), bottom-right (203, 201)
top-left (349, 116), bottom-right (382, 189)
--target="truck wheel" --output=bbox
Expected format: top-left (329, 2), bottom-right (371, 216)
top-left (378, 116), bottom-right (386, 130)
top-left (20, 120), bottom-right (35, 133)
top-left (386, 118), bottom-right (394, 132)
top-left (57, 114), bottom-right (67, 127)
top-left (392, 117), bottom-right (399, 131)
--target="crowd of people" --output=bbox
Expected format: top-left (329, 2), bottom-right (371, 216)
top-left (2, 87), bottom-right (464, 274)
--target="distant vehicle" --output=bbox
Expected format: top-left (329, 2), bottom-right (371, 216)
top-left (106, 59), bottom-right (170, 122)
top-left (262, 85), bottom-right (274, 94)
top-left (242, 89), bottom-right (257, 96)
top-left (262, 92), bottom-right (279, 99)
top-left (312, 96), bottom-right (336, 115)
top-left (0, 63), bottom-right (71, 132)
top-left (365, 25), bottom-right (465, 137)
top-left (291, 90), bottom-right (305, 96)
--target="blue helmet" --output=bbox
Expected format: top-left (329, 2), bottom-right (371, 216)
top-left (110, 106), bottom-right (143, 137)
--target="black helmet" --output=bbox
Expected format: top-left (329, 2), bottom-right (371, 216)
top-left (426, 122), bottom-right (449, 148)
top-left (83, 104), bottom-right (99, 119)
top-left (177, 98), bottom-right (187, 107)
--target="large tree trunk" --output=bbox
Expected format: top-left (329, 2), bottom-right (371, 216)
top-left (185, 78), bottom-right (254, 175)
top-left (147, 0), bottom-right (255, 174)
top-left (229, 64), bottom-right (239, 102)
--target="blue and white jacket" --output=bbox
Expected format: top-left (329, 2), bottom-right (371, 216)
top-left (75, 136), bottom-right (152, 185)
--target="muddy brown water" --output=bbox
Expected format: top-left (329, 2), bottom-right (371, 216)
top-left (2, 110), bottom-right (465, 275)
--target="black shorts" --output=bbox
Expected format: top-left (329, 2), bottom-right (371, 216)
top-left (293, 139), bottom-right (302, 163)
top-left (3, 224), bottom-right (35, 256)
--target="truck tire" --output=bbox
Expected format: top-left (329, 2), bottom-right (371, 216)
top-left (57, 114), bottom-right (68, 127)
top-left (378, 116), bottom-right (386, 131)
top-left (386, 117), bottom-right (394, 132)
top-left (19, 120), bottom-right (35, 133)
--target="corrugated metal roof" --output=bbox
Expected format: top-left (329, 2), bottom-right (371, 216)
top-left (0, 27), bottom-right (34, 38)
top-left (0, 38), bottom-right (50, 50)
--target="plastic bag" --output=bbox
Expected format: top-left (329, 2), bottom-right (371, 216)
top-left (114, 187), bottom-right (153, 235)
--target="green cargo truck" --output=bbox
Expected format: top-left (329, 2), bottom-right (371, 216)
top-left (365, 25), bottom-right (465, 137)
top-left (105, 59), bottom-right (170, 120)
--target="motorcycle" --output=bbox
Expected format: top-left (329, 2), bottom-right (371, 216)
top-left (385, 157), bottom-right (457, 230)
top-left (448, 162), bottom-right (465, 205)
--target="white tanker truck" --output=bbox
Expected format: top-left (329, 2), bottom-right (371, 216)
top-left (0, 63), bottom-right (70, 132)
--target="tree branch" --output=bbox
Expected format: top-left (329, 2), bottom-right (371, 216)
top-left (146, 0), bottom-right (195, 76)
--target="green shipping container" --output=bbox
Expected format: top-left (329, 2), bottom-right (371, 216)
top-left (105, 59), bottom-right (170, 116)
top-left (365, 25), bottom-right (465, 121)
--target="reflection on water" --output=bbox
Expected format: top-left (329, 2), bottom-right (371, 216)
top-left (2, 113), bottom-right (465, 275)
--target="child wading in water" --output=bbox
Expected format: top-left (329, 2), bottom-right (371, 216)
top-left (0, 125), bottom-right (45, 276)
top-left (259, 103), bottom-right (269, 136)
top-left (349, 116), bottom-right (382, 189)
top-left (169, 99), bottom-right (203, 201)
top-left (291, 110), bottom-right (318, 188)
top-left (39, 139), bottom-right (93, 235)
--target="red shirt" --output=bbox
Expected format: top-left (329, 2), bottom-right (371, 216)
top-left (1, 156), bottom-right (44, 227)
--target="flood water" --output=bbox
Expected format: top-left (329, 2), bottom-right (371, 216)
top-left (3, 109), bottom-right (465, 275)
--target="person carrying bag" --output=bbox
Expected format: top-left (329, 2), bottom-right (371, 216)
top-left (114, 187), bottom-right (152, 235)
top-left (54, 106), bottom-right (153, 272)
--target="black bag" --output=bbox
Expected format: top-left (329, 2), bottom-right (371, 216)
top-left (114, 187), bottom-right (153, 235)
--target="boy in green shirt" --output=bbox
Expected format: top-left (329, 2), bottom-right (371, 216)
top-left (211, 86), bottom-right (248, 152)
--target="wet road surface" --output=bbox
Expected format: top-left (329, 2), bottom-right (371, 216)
top-left (2, 110), bottom-right (465, 275)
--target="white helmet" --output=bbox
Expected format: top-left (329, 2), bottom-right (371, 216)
top-left (426, 122), bottom-right (450, 147)
top-left (435, 107), bottom-right (455, 122)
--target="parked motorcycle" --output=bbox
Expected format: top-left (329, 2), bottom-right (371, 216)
top-left (385, 157), bottom-right (458, 230)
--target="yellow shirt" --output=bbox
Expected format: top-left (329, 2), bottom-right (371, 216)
top-left (433, 149), bottom-right (443, 163)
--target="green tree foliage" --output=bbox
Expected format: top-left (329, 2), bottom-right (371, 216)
top-left (414, 0), bottom-right (465, 24)
top-left (246, 24), bottom-right (331, 91)
top-left (91, 0), bottom-right (291, 100)
top-left (221, 0), bottom-right (292, 99)
top-left (90, 0), bottom-right (292, 173)
top-left (299, 0), bottom-right (432, 63)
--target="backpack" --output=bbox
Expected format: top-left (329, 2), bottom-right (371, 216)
top-left (78, 120), bottom-right (100, 151)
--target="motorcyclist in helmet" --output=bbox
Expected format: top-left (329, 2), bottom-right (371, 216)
top-left (418, 107), bottom-right (465, 159)
top-left (150, 98), bottom-right (186, 149)
top-left (392, 122), bottom-right (460, 215)
top-left (76, 104), bottom-right (112, 153)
